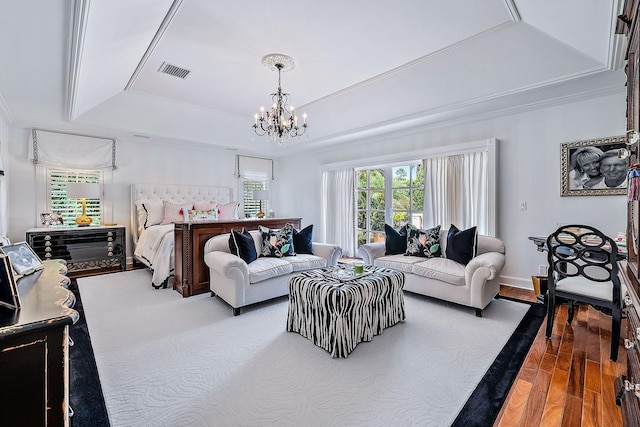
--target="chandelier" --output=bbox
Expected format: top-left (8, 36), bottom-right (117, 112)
top-left (253, 54), bottom-right (307, 146)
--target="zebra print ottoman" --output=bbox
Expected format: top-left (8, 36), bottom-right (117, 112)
top-left (286, 265), bottom-right (405, 358)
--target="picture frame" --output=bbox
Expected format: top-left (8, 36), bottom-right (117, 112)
top-left (0, 254), bottom-right (21, 309)
top-left (561, 135), bottom-right (627, 196)
top-left (40, 212), bottom-right (63, 226)
top-left (0, 241), bottom-right (44, 277)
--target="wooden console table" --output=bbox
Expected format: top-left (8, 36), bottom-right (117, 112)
top-left (0, 260), bottom-right (78, 426)
top-left (173, 217), bottom-right (301, 297)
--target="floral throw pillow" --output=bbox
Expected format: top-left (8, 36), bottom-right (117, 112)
top-left (259, 223), bottom-right (295, 257)
top-left (405, 224), bottom-right (442, 258)
top-left (183, 208), bottom-right (218, 222)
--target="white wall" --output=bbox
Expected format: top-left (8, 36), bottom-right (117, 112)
top-left (277, 90), bottom-right (628, 288)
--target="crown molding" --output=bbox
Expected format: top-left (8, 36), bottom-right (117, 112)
top-left (66, 0), bottom-right (90, 121)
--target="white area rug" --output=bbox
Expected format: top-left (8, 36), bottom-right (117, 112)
top-left (78, 269), bottom-right (529, 427)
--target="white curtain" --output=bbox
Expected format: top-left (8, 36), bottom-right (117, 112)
top-left (29, 129), bottom-right (116, 170)
top-left (424, 151), bottom-right (489, 235)
top-left (236, 155), bottom-right (273, 181)
top-left (321, 168), bottom-right (355, 257)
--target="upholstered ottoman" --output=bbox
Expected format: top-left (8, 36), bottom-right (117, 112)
top-left (286, 265), bottom-right (405, 358)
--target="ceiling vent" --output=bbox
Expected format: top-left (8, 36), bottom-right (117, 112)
top-left (158, 62), bottom-right (191, 79)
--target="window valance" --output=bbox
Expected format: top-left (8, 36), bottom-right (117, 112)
top-left (28, 129), bottom-right (116, 170)
top-left (236, 155), bottom-right (273, 181)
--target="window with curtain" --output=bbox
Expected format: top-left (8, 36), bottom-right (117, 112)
top-left (356, 162), bottom-right (423, 247)
top-left (243, 180), bottom-right (268, 218)
top-left (49, 169), bottom-right (102, 226)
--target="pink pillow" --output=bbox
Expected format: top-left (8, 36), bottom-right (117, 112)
top-left (218, 202), bottom-right (239, 220)
top-left (193, 201), bottom-right (218, 211)
top-left (161, 201), bottom-right (193, 224)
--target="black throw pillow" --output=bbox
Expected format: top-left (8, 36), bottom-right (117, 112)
top-left (384, 223), bottom-right (408, 255)
top-left (259, 223), bottom-right (295, 257)
top-left (293, 224), bottom-right (313, 254)
top-left (405, 224), bottom-right (442, 258)
top-left (446, 224), bottom-right (478, 265)
top-left (229, 228), bottom-right (257, 264)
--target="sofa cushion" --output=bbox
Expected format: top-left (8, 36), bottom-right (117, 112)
top-left (293, 224), bottom-right (314, 254)
top-left (287, 254), bottom-right (327, 271)
top-left (405, 225), bottom-right (442, 258)
top-left (446, 224), bottom-right (477, 265)
top-left (229, 229), bottom-right (257, 264)
top-left (384, 223), bottom-right (408, 255)
top-left (374, 254), bottom-right (424, 274)
top-left (412, 258), bottom-right (466, 286)
top-left (259, 224), bottom-right (295, 257)
top-left (247, 257), bottom-right (293, 284)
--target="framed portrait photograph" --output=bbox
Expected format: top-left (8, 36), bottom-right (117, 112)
top-left (561, 135), bottom-right (627, 196)
top-left (0, 242), bottom-right (44, 277)
top-left (40, 212), bottom-right (63, 226)
top-left (0, 254), bottom-right (21, 309)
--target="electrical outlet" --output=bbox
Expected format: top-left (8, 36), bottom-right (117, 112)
top-left (539, 265), bottom-right (548, 276)
top-left (519, 201), bottom-right (527, 211)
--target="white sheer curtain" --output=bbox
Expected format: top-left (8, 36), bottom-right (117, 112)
top-left (423, 151), bottom-right (490, 235)
top-left (321, 168), bottom-right (355, 257)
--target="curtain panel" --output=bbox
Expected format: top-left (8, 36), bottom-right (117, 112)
top-left (236, 155), bottom-right (274, 181)
top-left (321, 169), bottom-right (355, 257)
top-left (29, 129), bottom-right (116, 170)
top-left (424, 151), bottom-right (490, 235)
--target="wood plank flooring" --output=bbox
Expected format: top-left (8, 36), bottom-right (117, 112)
top-left (494, 285), bottom-right (625, 427)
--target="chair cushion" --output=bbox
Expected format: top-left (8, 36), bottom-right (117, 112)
top-left (287, 254), bottom-right (327, 271)
top-left (374, 254), bottom-right (424, 273)
top-left (247, 258), bottom-right (293, 284)
top-left (555, 276), bottom-right (614, 302)
top-left (412, 258), bottom-right (466, 286)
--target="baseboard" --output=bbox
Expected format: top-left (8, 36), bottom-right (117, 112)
top-left (500, 275), bottom-right (534, 290)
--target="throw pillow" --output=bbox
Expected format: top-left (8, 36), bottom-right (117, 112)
top-left (193, 201), bottom-right (218, 211)
top-left (292, 224), bottom-right (313, 254)
top-left (183, 208), bottom-right (218, 222)
top-left (446, 224), bottom-right (477, 265)
top-left (161, 201), bottom-right (193, 224)
top-left (218, 202), bottom-right (239, 220)
top-left (228, 228), bottom-right (257, 264)
top-left (259, 223), bottom-right (295, 257)
top-left (384, 223), bottom-right (408, 255)
top-left (405, 224), bottom-right (442, 258)
top-left (136, 200), bottom-right (163, 229)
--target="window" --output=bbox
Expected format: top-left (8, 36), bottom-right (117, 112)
top-left (356, 163), bottom-right (423, 247)
top-left (243, 180), bottom-right (268, 218)
top-left (49, 169), bottom-right (102, 225)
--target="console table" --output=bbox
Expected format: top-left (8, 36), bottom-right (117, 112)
top-left (173, 217), bottom-right (301, 297)
top-left (0, 260), bottom-right (78, 426)
top-left (26, 225), bottom-right (126, 277)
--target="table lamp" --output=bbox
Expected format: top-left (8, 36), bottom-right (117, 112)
top-left (252, 190), bottom-right (270, 218)
top-left (66, 182), bottom-right (101, 226)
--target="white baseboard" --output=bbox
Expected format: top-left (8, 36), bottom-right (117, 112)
top-left (499, 275), bottom-right (534, 290)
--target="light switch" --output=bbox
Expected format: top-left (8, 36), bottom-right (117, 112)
top-left (519, 201), bottom-right (527, 211)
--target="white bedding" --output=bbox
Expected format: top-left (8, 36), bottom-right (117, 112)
top-left (134, 224), bottom-right (175, 288)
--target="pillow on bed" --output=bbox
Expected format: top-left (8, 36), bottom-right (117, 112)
top-left (161, 201), bottom-right (193, 224)
top-left (193, 201), bottom-right (218, 211)
top-left (218, 202), bottom-right (239, 220)
top-left (183, 208), bottom-right (218, 222)
top-left (135, 200), bottom-right (164, 231)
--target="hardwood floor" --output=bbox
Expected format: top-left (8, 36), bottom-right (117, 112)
top-left (494, 285), bottom-right (625, 427)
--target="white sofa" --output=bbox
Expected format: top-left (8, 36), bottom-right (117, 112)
top-left (357, 233), bottom-right (506, 316)
top-left (204, 230), bottom-right (343, 315)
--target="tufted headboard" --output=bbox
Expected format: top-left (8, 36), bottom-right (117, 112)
top-left (131, 183), bottom-right (233, 246)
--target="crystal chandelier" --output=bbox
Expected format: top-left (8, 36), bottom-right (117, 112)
top-left (253, 54), bottom-right (307, 146)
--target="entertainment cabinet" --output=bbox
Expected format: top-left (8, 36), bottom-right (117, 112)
top-left (26, 225), bottom-right (126, 277)
top-left (173, 217), bottom-right (301, 297)
top-left (0, 260), bottom-right (77, 426)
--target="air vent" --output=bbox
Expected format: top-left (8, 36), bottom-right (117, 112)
top-left (158, 62), bottom-right (191, 79)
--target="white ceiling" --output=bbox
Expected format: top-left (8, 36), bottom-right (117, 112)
top-left (0, 0), bottom-right (627, 157)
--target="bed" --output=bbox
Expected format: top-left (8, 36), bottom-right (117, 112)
top-left (131, 184), bottom-right (233, 288)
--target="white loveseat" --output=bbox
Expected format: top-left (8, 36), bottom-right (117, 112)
top-left (357, 233), bottom-right (506, 316)
top-left (204, 230), bottom-right (343, 315)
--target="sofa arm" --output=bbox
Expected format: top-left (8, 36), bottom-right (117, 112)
top-left (357, 242), bottom-right (386, 265)
top-left (204, 251), bottom-right (249, 282)
top-left (465, 251), bottom-right (506, 285)
top-left (311, 242), bottom-right (343, 266)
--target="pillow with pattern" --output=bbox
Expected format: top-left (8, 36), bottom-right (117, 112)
top-left (193, 201), bottom-right (218, 211)
top-left (259, 223), bottom-right (295, 257)
top-left (183, 208), bottom-right (218, 222)
top-left (405, 224), bottom-right (442, 258)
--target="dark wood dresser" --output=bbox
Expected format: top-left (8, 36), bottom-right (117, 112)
top-left (173, 217), bottom-right (301, 297)
top-left (0, 260), bottom-right (78, 426)
top-left (618, 1), bottom-right (640, 423)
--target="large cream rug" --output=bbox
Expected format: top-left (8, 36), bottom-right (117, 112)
top-left (78, 269), bottom-right (530, 427)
